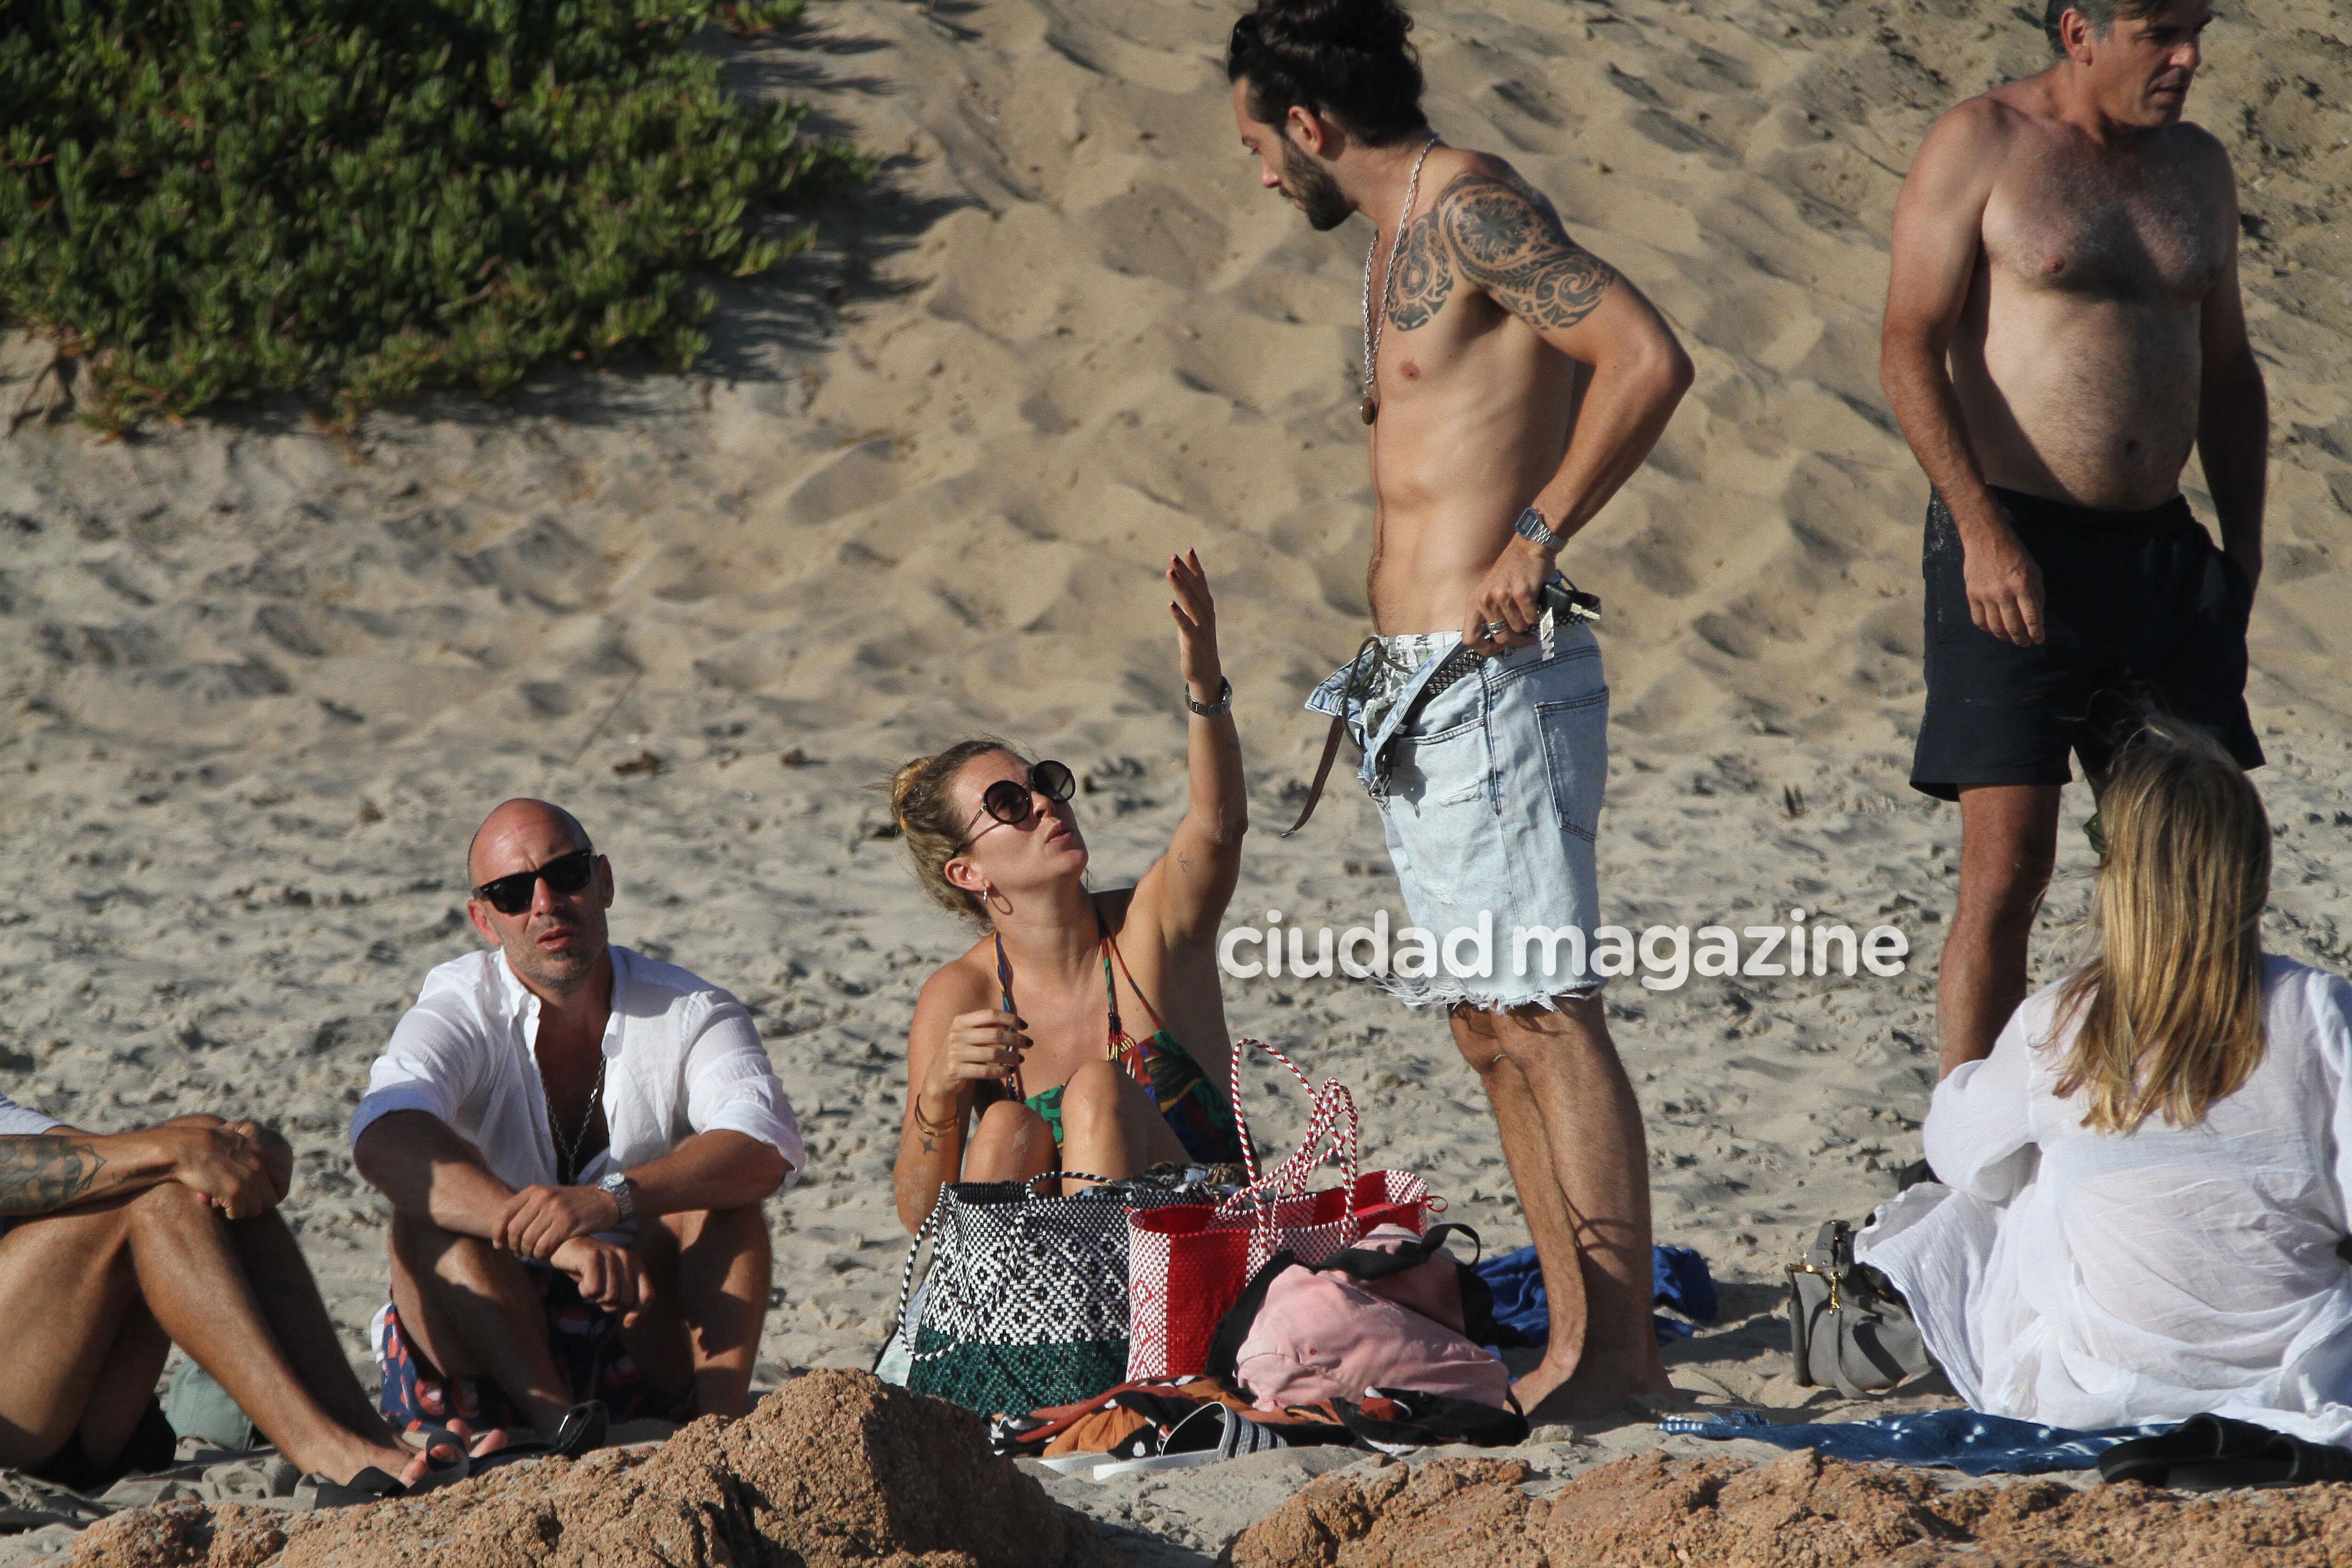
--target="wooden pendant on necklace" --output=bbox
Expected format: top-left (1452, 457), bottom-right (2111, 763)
top-left (1360, 395), bottom-right (1378, 425)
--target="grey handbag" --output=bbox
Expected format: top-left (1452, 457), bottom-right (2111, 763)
top-left (1785, 1218), bottom-right (1935, 1397)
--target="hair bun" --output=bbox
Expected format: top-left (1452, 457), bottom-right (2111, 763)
top-left (1261, 0), bottom-right (1413, 51)
top-left (888, 756), bottom-right (929, 826)
top-left (1228, 0), bottom-right (1427, 147)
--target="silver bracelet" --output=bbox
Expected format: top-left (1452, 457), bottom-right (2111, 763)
top-left (1186, 676), bottom-right (1232, 717)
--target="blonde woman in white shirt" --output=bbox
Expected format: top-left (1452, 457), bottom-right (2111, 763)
top-left (351, 799), bottom-right (804, 1448)
top-left (1863, 723), bottom-right (2352, 1442)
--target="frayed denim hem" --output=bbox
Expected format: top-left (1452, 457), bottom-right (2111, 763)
top-left (1374, 973), bottom-right (1605, 1012)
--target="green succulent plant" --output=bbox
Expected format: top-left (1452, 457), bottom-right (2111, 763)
top-left (0, 0), bottom-right (870, 429)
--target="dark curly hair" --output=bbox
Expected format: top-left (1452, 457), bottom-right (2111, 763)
top-left (1226, 0), bottom-right (1430, 147)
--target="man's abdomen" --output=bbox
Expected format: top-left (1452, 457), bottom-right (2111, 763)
top-left (1368, 384), bottom-right (1574, 634)
top-left (1963, 295), bottom-right (2202, 513)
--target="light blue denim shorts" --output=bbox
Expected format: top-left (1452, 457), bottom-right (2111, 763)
top-left (1308, 621), bottom-right (1608, 1010)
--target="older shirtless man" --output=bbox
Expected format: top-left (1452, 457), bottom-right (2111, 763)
top-left (1229, 0), bottom-right (1691, 1414)
top-left (1881, 0), bottom-right (2267, 1076)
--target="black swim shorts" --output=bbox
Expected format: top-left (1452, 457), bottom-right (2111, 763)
top-left (1910, 486), bottom-right (2262, 801)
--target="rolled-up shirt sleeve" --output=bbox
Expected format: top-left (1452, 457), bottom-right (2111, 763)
top-left (349, 996), bottom-right (483, 1154)
top-left (681, 995), bottom-right (804, 1195)
top-left (0, 1092), bottom-right (62, 1137)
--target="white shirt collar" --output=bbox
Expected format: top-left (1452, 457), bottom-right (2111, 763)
top-left (493, 944), bottom-right (630, 1059)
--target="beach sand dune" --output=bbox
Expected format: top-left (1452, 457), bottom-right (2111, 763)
top-left (3, 0), bottom-right (2352, 1559)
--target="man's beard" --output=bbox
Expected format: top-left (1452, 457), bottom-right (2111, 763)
top-left (1279, 138), bottom-right (1352, 232)
top-left (508, 930), bottom-right (601, 993)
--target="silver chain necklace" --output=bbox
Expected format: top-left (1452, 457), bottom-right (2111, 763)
top-left (545, 1050), bottom-right (609, 1186)
top-left (1360, 134), bottom-right (1441, 426)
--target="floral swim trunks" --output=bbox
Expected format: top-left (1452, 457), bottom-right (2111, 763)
top-left (372, 1263), bottom-right (674, 1435)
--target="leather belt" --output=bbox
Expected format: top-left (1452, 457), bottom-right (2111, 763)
top-left (1280, 641), bottom-right (1484, 837)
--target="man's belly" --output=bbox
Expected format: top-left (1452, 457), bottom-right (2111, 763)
top-left (1369, 499), bottom-right (1524, 634)
top-left (1960, 297), bottom-right (2203, 513)
top-left (1368, 406), bottom-right (1571, 634)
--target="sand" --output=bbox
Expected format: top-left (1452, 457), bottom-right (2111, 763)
top-left (56, 1369), bottom-right (1120, 1568)
top-left (1225, 1448), bottom-right (2352, 1567)
top-left (3, 0), bottom-right (2352, 1560)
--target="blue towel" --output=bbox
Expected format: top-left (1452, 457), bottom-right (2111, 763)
top-left (1660, 1407), bottom-right (2175, 1476)
top-left (1474, 1244), bottom-right (1718, 1346)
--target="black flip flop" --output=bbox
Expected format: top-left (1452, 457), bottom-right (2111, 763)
top-left (310, 1425), bottom-right (472, 1508)
top-left (2098, 1415), bottom-right (2298, 1488)
top-left (469, 1401), bottom-right (612, 1476)
top-left (2174, 1428), bottom-right (2352, 1492)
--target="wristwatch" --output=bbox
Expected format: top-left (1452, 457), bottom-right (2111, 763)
top-left (1186, 676), bottom-right (1233, 717)
top-left (1513, 506), bottom-right (1566, 552)
top-left (596, 1171), bottom-right (636, 1224)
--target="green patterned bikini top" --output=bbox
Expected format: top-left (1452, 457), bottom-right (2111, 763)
top-left (993, 913), bottom-right (1240, 1165)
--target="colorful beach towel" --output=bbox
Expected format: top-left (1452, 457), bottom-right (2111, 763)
top-left (1473, 1244), bottom-right (1718, 1345)
top-left (1662, 1407), bottom-right (2175, 1476)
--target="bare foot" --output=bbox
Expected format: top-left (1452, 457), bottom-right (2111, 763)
top-left (1519, 1356), bottom-right (1675, 1423)
top-left (1510, 1350), bottom-right (1582, 1417)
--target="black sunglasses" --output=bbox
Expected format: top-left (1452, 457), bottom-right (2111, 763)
top-left (960, 761), bottom-right (1076, 847)
top-left (472, 847), bottom-right (597, 915)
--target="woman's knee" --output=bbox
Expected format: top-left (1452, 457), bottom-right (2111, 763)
top-left (965, 1100), bottom-right (1054, 1178)
top-left (1059, 1060), bottom-right (1146, 1135)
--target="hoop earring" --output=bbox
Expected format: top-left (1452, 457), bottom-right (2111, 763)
top-left (983, 884), bottom-right (1013, 915)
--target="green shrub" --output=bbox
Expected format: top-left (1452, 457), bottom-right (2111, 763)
top-left (0, 0), bottom-right (870, 428)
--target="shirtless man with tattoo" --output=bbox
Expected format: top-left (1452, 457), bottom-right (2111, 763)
top-left (1881, 0), bottom-right (2266, 1078)
top-left (1228, 0), bottom-right (1692, 1414)
top-left (0, 1095), bottom-right (469, 1490)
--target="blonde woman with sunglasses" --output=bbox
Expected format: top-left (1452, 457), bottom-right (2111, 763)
top-left (887, 553), bottom-right (1249, 1233)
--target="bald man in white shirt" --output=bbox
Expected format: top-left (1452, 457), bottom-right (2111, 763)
top-left (352, 800), bottom-right (804, 1444)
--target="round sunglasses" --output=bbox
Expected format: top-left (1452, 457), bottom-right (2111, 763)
top-left (471, 846), bottom-right (597, 915)
top-left (959, 761), bottom-right (1076, 847)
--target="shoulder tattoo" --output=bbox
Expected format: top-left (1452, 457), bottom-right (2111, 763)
top-left (1388, 212), bottom-right (1454, 330)
top-left (1435, 168), bottom-right (1619, 331)
top-left (0, 1136), bottom-right (108, 1216)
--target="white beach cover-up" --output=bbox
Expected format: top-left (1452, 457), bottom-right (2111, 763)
top-left (1860, 955), bottom-right (2352, 1443)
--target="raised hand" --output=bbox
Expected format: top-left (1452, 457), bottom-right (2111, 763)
top-left (1168, 550), bottom-right (1225, 706)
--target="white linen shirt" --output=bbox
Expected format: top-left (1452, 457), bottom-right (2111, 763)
top-left (350, 946), bottom-right (803, 1197)
top-left (0, 1090), bottom-right (65, 1240)
top-left (1862, 955), bottom-right (2352, 1443)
